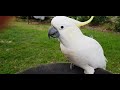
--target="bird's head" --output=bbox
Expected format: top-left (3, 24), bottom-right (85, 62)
top-left (48, 16), bottom-right (94, 39)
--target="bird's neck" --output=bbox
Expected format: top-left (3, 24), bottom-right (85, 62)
top-left (59, 30), bottom-right (84, 47)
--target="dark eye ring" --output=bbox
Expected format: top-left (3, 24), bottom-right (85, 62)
top-left (61, 26), bottom-right (64, 29)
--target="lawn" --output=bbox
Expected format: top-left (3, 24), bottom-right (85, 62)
top-left (0, 21), bottom-right (120, 74)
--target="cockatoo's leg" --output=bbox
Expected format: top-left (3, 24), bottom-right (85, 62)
top-left (70, 63), bottom-right (74, 70)
top-left (83, 65), bottom-right (95, 74)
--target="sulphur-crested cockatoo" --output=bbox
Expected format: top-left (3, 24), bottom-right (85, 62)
top-left (48, 16), bottom-right (107, 74)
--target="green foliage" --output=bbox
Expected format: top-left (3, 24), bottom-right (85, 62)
top-left (69, 16), bottom-right (109, 25)
top-left (114, 16), bottom-right (120, 32)
top-left (69, 16), bottom-right (90, 21)
top-left (91, 16), bottom-right (109, 25)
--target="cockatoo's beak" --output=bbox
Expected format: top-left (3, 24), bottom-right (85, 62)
top-left (69, 16), bottom-right (94, 27)
top-left (48, 26), bottom-right (60, 38)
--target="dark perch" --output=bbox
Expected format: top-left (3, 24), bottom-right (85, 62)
top-left (17, 63), bottom-right (112, 74)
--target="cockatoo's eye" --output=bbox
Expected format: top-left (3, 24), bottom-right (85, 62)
top-left (61, 26), bottom-right (64, 29)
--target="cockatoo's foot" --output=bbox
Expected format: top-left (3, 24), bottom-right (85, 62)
top-left (70, 63), bottom-right (74, 70)
top-left (83, 66), bottom-right (95, 74)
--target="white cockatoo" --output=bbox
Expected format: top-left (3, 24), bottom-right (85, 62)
top-left (48, 16), bottom-right (107, 74)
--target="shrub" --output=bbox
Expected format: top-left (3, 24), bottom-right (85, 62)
top-left (91, 16), bottom-right (109, 25)
top-left (69, 16), bottom-right (109, 26)
top-left (114, 16), bottom-right (120, 32)
top-left (69, 16), bottom-right (90, 21)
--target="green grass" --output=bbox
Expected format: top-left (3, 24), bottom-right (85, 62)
top-left (0, 21), bottom-right (120, 74)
